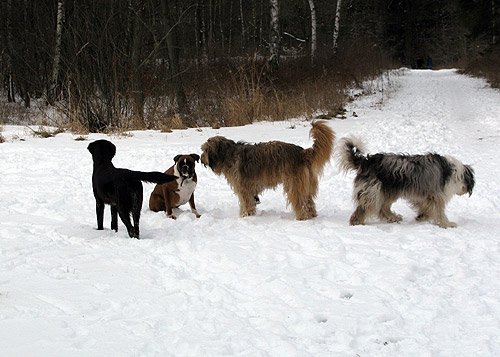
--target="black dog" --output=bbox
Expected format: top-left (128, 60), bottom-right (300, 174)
top-left (88, 139), bottom-right (176, 238)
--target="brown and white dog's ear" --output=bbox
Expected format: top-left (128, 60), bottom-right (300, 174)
top-left (173, 154), bottom-right (182, 162)
top-left (190, 154), bottom-right (200, 162)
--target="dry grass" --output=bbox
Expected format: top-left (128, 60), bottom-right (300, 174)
top-left (460, 50), bottom-right (500, 88)
top-left (188, 56), bottom-right (358, 128)
top-left (0, 126), bottom-right (5, 143)
top-left (3, 45), bottom-right (396, 133)
top-left (27, 125), bottom-right (65, 138)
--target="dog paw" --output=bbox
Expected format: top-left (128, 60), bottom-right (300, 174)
top-left (349, 218), bottom-right (364, 226)
top-left (387, 214), bottom-right (403, 223)
top-left (438, 221), bottom-right (457, 228)
top-left (416, 214), bottom-right (429, 222)
top-left (168, 214), bottom-right (177, 220)
top-left (240, 210), bottom-right (256, 217)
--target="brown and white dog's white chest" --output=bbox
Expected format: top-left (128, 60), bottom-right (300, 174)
top-left (173, 165), bottom-right (197, 206)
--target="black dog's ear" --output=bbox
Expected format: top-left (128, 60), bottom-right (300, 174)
top-left (173, 154), bottom-right (182, 162)
top-left (190, 153), bottom-right (200, 162)
top-left (87, 142), bottom-right (95, 154)
top-left (109, 143), bottom-right (116, 158)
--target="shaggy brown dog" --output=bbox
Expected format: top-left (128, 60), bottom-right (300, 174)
top-left (200, 121), bottom-right (335, 220)
top-left (337, 136), bottom-right (475, 228)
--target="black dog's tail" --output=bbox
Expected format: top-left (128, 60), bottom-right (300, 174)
top-left (337, 136), bottom-right (367, 172)
top-left (124, 170), bottom-right (177, 184)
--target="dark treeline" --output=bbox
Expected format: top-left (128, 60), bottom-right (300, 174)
top-left (0, 0), bottom-right (498, 132)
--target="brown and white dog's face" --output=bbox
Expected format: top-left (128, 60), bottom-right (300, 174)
top-left (174, 154), bottom-right (199, 179)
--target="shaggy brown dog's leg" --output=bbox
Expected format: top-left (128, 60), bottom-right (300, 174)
top-left (238, 190), bottom-right (257, 217)
top-left (284, 180), bottom-right (310, 220)
top-left (305, 197), bottom-right (317, 218)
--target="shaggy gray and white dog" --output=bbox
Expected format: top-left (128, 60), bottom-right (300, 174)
top-left (337, 136), bottom-right (475, 228)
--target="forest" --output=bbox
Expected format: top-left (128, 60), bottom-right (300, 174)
top-left (0, 0), bottom-right (498, 132)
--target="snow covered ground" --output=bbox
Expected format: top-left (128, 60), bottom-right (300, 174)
top-left (1, 69), bottom-right (499, 356)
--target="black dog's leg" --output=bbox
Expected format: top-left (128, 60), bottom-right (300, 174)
top-left (132, 210), bottom-right (140, 239)
top-left (131, 191), bottom-right (143, 239)
top-left (118, 209), bottom-right (135, 238)
top-left (111, 205), bottom-right (118, 232)
top-left (96, 199), bottom-right (105, 230)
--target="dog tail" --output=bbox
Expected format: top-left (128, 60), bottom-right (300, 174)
top-left (337, 136), bottom-right (366, 172)
top-left (304, 120), bottom-right (335, 174)
top-left (125, 170), bottom-right (177, 184)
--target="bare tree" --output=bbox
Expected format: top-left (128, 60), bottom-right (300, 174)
top-left (48, 0), bottom-right (65, 105)
top-left (333, 0), bottom-right (342, 55)
top-left (161, 0), bottom-right (188, 115)
top-left (269, 0), bottom-right (280, 69)
top-left (307, 0), bottom-right (317, 64)
top-left (6, 0), bottom-right (15, 103)
top-left (493, 0), bottom-right (497, 45)
top-left (130, 0), bottom-right (145, 123)
top-left (240, 0), bottom-right (246, 49)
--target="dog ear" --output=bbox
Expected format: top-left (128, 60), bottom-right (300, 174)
top-left (173, 154), bottom-right (182, 162)
top-left (87, 142), bottom-right (95, 154)
top-left (109, 143), bottom-right (116, 158)
top-left (463, 165), bottom-right (475, 196)
top-left (190, 153), bottom-right (200, 162)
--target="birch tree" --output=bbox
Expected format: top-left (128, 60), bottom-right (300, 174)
top-left (332, 0), bottom-right (342, 55)
top-left (307, 0), bottom-right (317, 64)
top-left (6, 0), bottom-right (15, 103)
top-left (239, 0), bottom-right (246, 49)
top-left (48, 0), bottom-right (65, 105)
top-left (269, 0), bottom-right (280, 69)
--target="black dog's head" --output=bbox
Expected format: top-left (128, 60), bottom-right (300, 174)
top-left (87, 139), bottom-right (116, 164)
top-left (174, 153), bottom-right (199, 178)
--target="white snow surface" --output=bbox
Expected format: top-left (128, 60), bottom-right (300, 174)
top-left (1, 69), bottom-right (499, 356)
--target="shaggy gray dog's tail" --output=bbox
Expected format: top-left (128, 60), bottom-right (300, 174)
top-left (337, 136), bottom-right (367, 172)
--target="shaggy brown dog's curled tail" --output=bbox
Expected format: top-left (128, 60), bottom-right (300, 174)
top-left (337, 136), bottom-right (367, 172)
top-left (304, 120), bottom-right (335, 174)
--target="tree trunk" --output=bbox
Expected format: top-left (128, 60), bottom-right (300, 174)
top-left (6, 0), bottom-right (15, 103)
top-left (161, 0), bottom-right (188, 115)
top-left (240, 0), bottom-right (246, 50)
top-left (269, 0), bottom-right (280, 69)
top-left (21, 0), bottom-right (31, 107)
top-left (332, 0), bottom-right (342, 55)
top-left (48, 0), bottom-right (65, 105)
top-left (130, 0), bottom-right (145, 125)
top-left (493, 0), bottom-right (497, 45)
top-left (307, 0), bottom-right (317, 64)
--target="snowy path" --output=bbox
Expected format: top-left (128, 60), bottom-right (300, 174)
top-left (0, 69), bottom-right (499, 356)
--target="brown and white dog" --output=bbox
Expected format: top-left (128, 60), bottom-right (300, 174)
top-left (200, 121), bottom-right (335, 220)
top-left (149, 154), bottom-right (201, 219)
